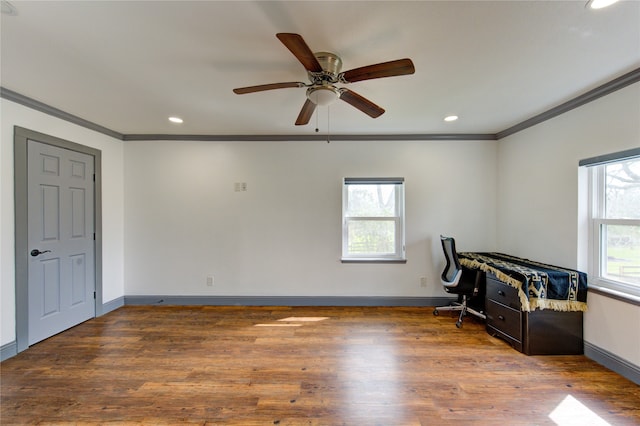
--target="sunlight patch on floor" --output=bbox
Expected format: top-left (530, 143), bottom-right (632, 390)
top-left (254, 323), bottom-right (303, 327)
top-left (278, 317), bottom-right (329, 322)
top-left (549, 394), bottom-right (611, 426)
top-left (254, 316), bottom-right (329, 327)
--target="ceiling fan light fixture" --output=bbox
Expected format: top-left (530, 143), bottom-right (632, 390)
top-left (444, 115), bottom-right (459, 122)
top-left (307, 86), bottom-right (339, 106)
top-left (168, 116), bottom-right (184, 124)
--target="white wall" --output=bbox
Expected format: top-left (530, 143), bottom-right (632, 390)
top-left (0, 99), bottom-right (125, 346)
top-left (496, 83), bottom-right (640, 366)
top-left (124, 139), bottom-right (497, 298)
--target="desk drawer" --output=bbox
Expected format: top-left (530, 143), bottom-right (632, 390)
top-left (486, 299), bottom-right (522, 341)
top-left (486, 275), bottom-right (520, 310)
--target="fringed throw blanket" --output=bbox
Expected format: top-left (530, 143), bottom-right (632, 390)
top-left (458, 252), bottom-right (588, 312)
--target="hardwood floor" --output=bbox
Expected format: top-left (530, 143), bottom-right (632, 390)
top-left (1, 306), bottom-right (639, 425)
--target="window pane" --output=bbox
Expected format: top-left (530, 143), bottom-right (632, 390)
top-left (346, 184), bottom-right (395, 217)
top-left (605, 158), bottom-right (640, 219)
top-left (347, 220), bottom-right (395, 254)
top-left (602, 224), bottom-right (640, 286)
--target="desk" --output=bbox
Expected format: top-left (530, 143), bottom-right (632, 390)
top-left (459, 252), bottom-right (586, 355)
top-left (458, 252), bottom-right (587, 312)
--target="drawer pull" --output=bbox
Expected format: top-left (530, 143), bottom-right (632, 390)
top-left (498, 315), bottom-right (505, 321)
top-left (498, 290), bottom-right (505, 296)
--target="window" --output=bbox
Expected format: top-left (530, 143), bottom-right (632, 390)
top-left (342, 177), bottom-right (405, 262)
top-left (584, 149), bottom-right (640, 298)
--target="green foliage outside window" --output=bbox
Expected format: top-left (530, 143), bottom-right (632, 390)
top-left (603, 159), bottom-right (640, 285)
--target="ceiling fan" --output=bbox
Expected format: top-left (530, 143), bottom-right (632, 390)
top-left (233, 33), bottom-right (415, 126)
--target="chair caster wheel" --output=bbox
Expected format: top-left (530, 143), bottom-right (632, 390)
top-left (455, 321), bottom-right (462, 328)
top-left (433, 310), bottom-right (439, 316)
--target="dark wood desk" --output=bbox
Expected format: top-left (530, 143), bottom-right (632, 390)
top-left (485, 272), bottom-right (583, 355)
top-left (460, 253), bottom-right (586, 355)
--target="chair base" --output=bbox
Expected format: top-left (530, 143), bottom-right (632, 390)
top-left (433, 296), bottom-right (486, 328)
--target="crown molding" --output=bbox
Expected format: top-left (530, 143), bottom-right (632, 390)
top-left (121, 133), bottom-right (497, 142)
top-left (0, 87), bottom-right (125, 140)
top-left (496, 67), bottom-right (640, 139)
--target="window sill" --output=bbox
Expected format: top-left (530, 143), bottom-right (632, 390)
top-left (588, 285), bottom-right (640, 307)
top-left (341, 258), bottom-right (407, 264)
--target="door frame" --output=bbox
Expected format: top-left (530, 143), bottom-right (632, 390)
top-left (14, 126), bottom-right (103, 353)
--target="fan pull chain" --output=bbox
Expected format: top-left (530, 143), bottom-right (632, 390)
top-left (313, 106), bottom-right (330, 143)
top-left (315, 105), bottom-right (319, 133)
top-left (327, 105), bottom-right (331, 144)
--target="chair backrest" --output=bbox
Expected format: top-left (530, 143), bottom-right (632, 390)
top-left (440, 235), bottom-right (462, 287)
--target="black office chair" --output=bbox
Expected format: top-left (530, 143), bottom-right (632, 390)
top-left (433, 235), bottom-right (486, 328)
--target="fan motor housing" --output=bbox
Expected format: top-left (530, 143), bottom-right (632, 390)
top-left (314, 51), bottom-right (342, 76)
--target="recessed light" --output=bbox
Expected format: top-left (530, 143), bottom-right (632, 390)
top-left (444, 115), bottom-right (458, 122)
top-left (168, 117), bottom-right (183, 124)
top-left (586, 0), bottom-right (619, 9)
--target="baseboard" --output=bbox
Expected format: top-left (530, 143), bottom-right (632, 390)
top-left (584, 341), bottom-right (640, 385)
top-left (1, 341), bottom-right (17, 362)
top-left (125, 295), bottom-right (454, 307)
top-left (102, 296), bottom-right (125, 314)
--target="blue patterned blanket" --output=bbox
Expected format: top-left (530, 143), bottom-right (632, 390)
top-left (458, 252), bottom-right (588, 312)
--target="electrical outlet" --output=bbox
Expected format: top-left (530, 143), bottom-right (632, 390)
top-left (420, 276), bottom-right (427, 287)
top-left (207, 275), bottom-right (214, 287)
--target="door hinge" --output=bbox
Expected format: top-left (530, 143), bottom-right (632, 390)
top-left (93, 173), bottom-right (96, 182)
top-left (93, 233), bottom-right (96, 241)
top-left (93, 291), bottom-right (96, 299)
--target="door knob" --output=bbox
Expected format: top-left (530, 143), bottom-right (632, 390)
top-left (30, 249), bottom-right (51, 257)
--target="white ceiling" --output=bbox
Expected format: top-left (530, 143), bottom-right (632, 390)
top-left (1, 1), bottom-right (639, 137)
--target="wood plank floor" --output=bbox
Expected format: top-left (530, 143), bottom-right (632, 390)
top-left (1, 306), bottom-right (639, 425)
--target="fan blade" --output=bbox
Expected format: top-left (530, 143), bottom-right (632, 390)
top-left (295, 99), bottom-right (317, 125)
top-left (341, 59), bottom-right (415, 83)
top-left (339, 89), bottom-right (385, 118)
top-left (233, 82), bottom-right (304, 94)
top-left (276, 33), bottom-right (323, 73)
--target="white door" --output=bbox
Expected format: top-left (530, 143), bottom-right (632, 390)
top-left (27, 140), bottom-right (96, 345)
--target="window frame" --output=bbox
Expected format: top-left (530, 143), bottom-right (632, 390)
top-left (586, 151), bottom-right (640, 299)
top-left (341, 177), bottom-right (406, 263)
